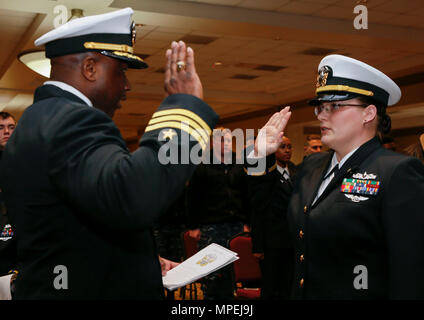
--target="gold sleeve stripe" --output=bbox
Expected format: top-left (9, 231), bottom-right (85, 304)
top-left (145, 121), bottom-right (208, 150)
top-left (243, 167), bottom-right (266, 176)
top-left (152, 109), bottom-right (211, 136)
top-left (147, 115), bottom-right (209, 146)
top-left (316, 85), bottom-right (374, 97)
top-left (243, 162), bottom-right (277, 176)
top-left (268, 162), bottom-right (277, 173)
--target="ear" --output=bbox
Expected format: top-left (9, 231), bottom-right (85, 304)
top-left (362, 104), bottom-right (377, 124)
top-left (81, 55), bottom-right (98, 82)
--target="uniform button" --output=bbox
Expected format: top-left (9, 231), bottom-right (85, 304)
top-left (300, 254), bottom-right (304, 262)
top-left (299, 230), bottom-right (304, 239)
top-left (304, 205), bottom-right (308, 213)
top-left (300, 278), bottom-right (304, 287)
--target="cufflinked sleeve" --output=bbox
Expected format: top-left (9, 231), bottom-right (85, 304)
top-left (48, 94), bottom-right (218, 232)
top-left (382, 157), bottom-right (424, 299)
top-left (243, 144), bottom-right (278, 176)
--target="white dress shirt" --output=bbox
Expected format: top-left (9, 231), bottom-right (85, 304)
top-left (44, 81), bottom-right (93, 107)
top-left (312, 147), bottom-right (359, 205)
top-left (277, 164), bottom-right (290, 182)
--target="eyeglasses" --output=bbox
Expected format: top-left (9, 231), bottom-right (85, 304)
top-left (314, 103), bottom-right (368, 116)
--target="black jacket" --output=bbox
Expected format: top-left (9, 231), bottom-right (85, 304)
top-left (186, 151), bottom-right (249, 229)
top-left (248, 161), bottom-right (297, 252)
top-left (0, 85), bottom-right (218, 299)
top-left (248, 137), bottom-right (424, 299)
top-left (288, 137), bottom-right (424, 299)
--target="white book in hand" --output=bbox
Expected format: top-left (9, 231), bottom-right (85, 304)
top-left (162, 243), bottom-right (239, 291)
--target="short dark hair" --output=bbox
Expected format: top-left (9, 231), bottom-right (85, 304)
top-left (0, 111), bottom-right (16, 123)
top-left (381, 134), bottom-right (394, 144)
top-left (304, 134), bottom-right (321, 146)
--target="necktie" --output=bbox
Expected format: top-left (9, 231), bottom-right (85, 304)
top-left (323, 164), bottom-right (339, 181)
top-left (312, 164), bottom-right (340, 205)
top-left (282, 169), bottom-right (290, 181)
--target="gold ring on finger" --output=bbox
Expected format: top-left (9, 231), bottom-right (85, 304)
top-left (176, 61), bottom-right (186, 72)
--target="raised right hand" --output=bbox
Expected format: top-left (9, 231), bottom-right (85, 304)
top-left (164, 41), bottom-right (203, 100)
top-left (254, 107), bottom-right (292, 157)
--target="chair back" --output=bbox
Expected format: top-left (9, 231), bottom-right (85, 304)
top-left (182, 230), bottom-right (198, 259)
top-left (228, 232), bottom-right (262, 283)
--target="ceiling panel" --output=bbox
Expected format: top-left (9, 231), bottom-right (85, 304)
top-left (276, 1), bottom-right (330, 15)
top-left (0, 0), bottom-right (422, 143)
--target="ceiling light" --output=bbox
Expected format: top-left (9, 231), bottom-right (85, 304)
top-left (18, 49), bottom-right (51, 78)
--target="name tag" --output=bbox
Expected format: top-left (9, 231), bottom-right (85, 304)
top-left (341, 178), bottom-right (380, 196)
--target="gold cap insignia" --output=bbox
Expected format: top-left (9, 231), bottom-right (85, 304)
top-left (316, 65), bottom-right (331, 88)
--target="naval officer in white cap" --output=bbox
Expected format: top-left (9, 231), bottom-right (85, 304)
top-left (0, 8), bottom-right (218, 299)
top-left (246, 54), bottom-right (424, 299)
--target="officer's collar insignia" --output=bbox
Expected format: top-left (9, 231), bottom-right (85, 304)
top-left (316, 65), bottom-right (332, 88)
top-left (352, 172), bottom-right (377, 179)
top-left (131, 22), bottom-right (136, 47)
top-left (341, 178), bottom-right (380, 196)
top-left (344, 194), bottom-right (369, 203)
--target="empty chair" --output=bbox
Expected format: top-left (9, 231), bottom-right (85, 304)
top-left (228, 232), bottom-right (262, 299)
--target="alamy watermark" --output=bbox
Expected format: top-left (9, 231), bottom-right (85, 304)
top-left (353, 265), bottom-right (368, 290)
top-left (157, 125), bottom-right (268, 175)
top-left (354, 3), bottom-right (368, 30)
top-left (53, 265), bottom-right (68, 290)
top-left (53, 5), bottom-right (68, 28)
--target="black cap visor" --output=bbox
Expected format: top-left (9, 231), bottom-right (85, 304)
top-left (100, 50), bottom-right (148, 69)
top-left (308, 92), bottom-right (360, 106)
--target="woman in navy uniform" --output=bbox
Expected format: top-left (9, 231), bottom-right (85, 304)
top-left (247, 54), bottom-right (424, 299)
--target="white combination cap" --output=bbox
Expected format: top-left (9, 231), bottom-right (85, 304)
top-left (34, 7), bottom-right (147, 69)
top-left (310, 54), bottom-right (401, 106)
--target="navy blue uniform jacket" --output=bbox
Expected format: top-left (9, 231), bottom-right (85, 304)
top-left (248, 137), bottom-right (424, 299)
top-left (0, 85), bottom-right (218, 299)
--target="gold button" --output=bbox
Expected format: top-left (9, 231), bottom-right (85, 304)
top-left (299, 230), bottom-right (304, 239)
top-left (304, 205), bottom-right (308, 213)
top-left (300, 254), bottom-right (304, 262)
top-left (300, 278), bottom-right (304, 287)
